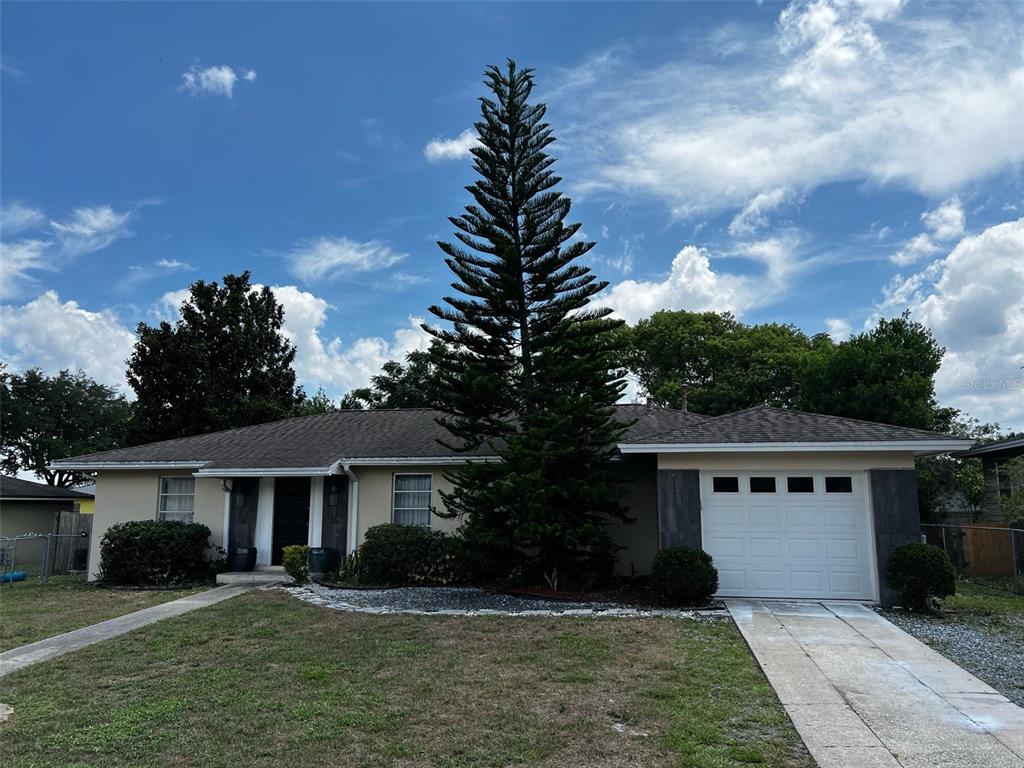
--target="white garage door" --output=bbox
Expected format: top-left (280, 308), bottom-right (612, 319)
top-left (700, 471), bottom-right (876, 600)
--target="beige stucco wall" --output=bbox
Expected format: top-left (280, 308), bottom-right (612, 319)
top-left (350, 465), bottom-right (460, 547)
top-left (88, 471), bottom-right (225, 580)
top-left (0, 500), bottom-right (66, 539)
top-left (656, 451), bottom-right (916, 471)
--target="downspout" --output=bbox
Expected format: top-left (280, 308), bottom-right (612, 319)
top-left (342, 462), bottom-right (359, 555)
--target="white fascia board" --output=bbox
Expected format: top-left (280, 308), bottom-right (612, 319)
top-left (194, 460), bottom-right (342, 478)
top-left (617, 440), bottom-right (975, 454)
top-left (47, 461), bottom-right (209, 471)
top-left (340, 456), bottom-right (499, 466)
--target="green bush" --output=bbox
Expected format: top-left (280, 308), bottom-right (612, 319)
top-left (98, 520), bottom-right (222, 587)
top-left (282, 545), bottom-right (310, 584)
top-left (351, 523), bottom-right (466, 586)
top-left (886, 542), bottom-right (955, 611)
top-left (650, 546), bottom-right (718, 606)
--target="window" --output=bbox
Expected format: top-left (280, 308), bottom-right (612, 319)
top-left (393, 474), bottom-right (432, 526)
top-left (825, 476), bottom-right (853, 493)
top-left (749, 476), bottom-right (777, 493)
top-left (787, 476), bottom-right (815, 493)
top-left (158, 476), bottom-right (195, 522)
top-left (712, 476), bottom-right (739, 493)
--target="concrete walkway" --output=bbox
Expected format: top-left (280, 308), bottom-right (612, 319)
top-left (0, 584), bottom-right (252, 678)
top-left (728, 600), bottom-right (1024, 768)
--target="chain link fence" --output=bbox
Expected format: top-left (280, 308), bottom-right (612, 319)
top-left (922, 523), bottom-right (1024, 579)
top-left (1, 532), bottom-right (90, 584)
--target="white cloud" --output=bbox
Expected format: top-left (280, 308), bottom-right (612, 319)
top-left (1, 202), bottom-right (45, 236)
top-left (0, 240), bottom-right (52, 299)
top-left (554, 1), bottom-right (1023, 220)
top-left (890, 232), bottom-right (939, 266)
top-left (156, 258), bottom-right (194, 270)
top-left (877, 218), bottom-right (1024, 428)
top-left (825, 317), bottom-right (852, 341)
top-left (599, 234), bottom-right (800, 323)
top-left (424, 129), bottom-right (478, 162)
top-left (0, 291), bottom-right (136, 391)
top-left (179, 64), bottom-right (256, 98)
top-left (50, 205), bottom-right (132, 257)
top-left (288, 236), bottom-right (406, 283)
top-left (921, 196), bottom-right (965, 241)
top-left (268, 285), bottom-right (431, 395)
top-left (728, 187), bottom-right (794, 236)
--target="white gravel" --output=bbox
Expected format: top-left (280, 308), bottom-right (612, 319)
top-left (285, 583), bottom-right (728, 619)
top-left (882, 609), bottom-right (1024, 707)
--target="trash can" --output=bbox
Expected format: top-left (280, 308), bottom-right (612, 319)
top-left (229, 547), bottom-right (257, 572)
top-left (308, 547), bottom-right (339, 580)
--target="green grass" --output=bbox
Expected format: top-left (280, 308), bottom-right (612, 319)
top-left (0, 590), bottom-right (814, 768)
top-left (943, 579), bottom-right (1024, 617)
top-left (0, 574), bottom-right (203, 651)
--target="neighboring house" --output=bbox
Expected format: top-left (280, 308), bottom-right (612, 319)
top-left (953, 435), bottom-right (1024, 524)
top-left (71, 486), bottom-right (95, 515)
top-left (0, 476), bottom-right (94, 540)
top-left (50, 405), bottom-right (971, 606)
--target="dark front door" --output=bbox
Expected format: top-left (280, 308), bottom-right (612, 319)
top-left (272, 477), bottom-right (310, 565)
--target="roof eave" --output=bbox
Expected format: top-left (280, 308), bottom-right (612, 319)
top-left (617, 439), bottom-right (975, 455)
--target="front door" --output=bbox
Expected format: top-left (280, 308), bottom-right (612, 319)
top-left (272, 477), bottom-right (311, 565)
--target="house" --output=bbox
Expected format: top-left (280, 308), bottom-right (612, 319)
top-left (0, 476), bottom-right (94, 541)
top-left (49, 405), bottom-right (972, 606)
top-left (1, 476), bottom-right (95, 570)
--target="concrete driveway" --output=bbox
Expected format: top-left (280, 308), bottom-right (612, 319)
top-left (727, 600), bottom-right (1024, 768)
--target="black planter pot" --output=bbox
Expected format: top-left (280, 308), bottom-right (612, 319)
top-left (229, 547), bottom-right (258, 572)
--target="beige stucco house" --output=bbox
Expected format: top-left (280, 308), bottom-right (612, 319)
top-left (50, 405), bottom-right (971, 606)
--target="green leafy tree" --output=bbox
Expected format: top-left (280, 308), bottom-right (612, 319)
top-left (916, 417), bottom-right (1002, 522)
top-left (340, 345), bottom-right (444, 410)
top-left (622, 311), bottom-right (815, 414)
top-left (425, 61), bottom-right (628, 588)
top-left (295, 387), bottom-right (338, 416)
top-left (126, 272), bottom-right (302, 444)
top-left (0, 367), bottom-right (131, 486)
top-left (798, 311), bottom-right (956, 431)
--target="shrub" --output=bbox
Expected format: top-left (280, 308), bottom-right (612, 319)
top-left (886, 542), bottom-right (955, 611)
top-left (650, 546), bottom-right (718, 606)
top-left (282, 544), bottom-right (310, 584)
top-left (98, 520), bottom-right (221, 587)
top-left (352, 523), bottom-right (466, 586)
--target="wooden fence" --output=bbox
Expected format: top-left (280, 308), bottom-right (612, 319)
top-left (53, 510), bottom-right (92, 573)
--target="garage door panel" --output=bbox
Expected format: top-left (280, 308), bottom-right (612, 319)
top-left (701, 471), bottom-right (874, 601)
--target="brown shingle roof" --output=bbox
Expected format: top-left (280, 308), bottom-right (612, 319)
top-left (630, 405), bottom-right (959, 444)
top-left (0, 476), bottom-right (94, 500)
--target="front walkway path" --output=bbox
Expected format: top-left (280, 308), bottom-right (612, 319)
top-left (0, 584), bottom-right (252, 678)
top-left (727, 600), bottom-right (1024, 768)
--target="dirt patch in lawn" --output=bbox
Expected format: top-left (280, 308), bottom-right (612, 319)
top-left (0, 589), bottom-right (813, 768)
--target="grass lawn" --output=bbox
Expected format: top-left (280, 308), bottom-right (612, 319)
top-left (0, 574), bottom-right (204, 652)
top-left (941, 578), bottom-right (1024, 640)
top-left (0, 590), bottom-right (814, 768)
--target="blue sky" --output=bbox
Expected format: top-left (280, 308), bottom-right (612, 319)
top-left (2, 1), bottom-right (1022, 429)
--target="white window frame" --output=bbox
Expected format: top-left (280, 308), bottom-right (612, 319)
top-left (392, 473), bottom-right (432, 527)
top-left (157, 475), bottom-right (196, 522)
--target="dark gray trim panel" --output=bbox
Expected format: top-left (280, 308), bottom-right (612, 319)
top-left (657, 469), bottom-right (702, 550)
top-left (870, 469), bottom-right (921, 608)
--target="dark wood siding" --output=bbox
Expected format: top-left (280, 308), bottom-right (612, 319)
top-left (321, 475), bottom-right (348, 554)
top-left (657, 469), bottom-right (702, 550)
top-left (870, 469), bottom-right (921, 608)
top-left (228, 477), bottom-right (259, 552)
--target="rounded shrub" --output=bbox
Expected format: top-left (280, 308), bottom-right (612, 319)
top-left (650, 546), bottom-right (718, 606)
top-left (353, 523), bottom-right (466, 586)
top-left (282, 544), bottom-right (310, 584)
top-left (885, 542), bottom-right (955, 611)
top-left (98, 520), bottom-right (221, 587)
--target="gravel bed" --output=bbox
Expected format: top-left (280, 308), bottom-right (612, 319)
top-left (882, 609), bottom-right (1024, 707)
top-left (286, 583), bottom-right (727, 619)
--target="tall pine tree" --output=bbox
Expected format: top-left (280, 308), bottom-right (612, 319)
top-left (426, 61), bottom-right (628, 588)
